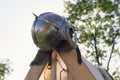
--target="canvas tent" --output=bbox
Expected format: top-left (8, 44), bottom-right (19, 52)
top-left (25, 49), bottom-right (113, 80)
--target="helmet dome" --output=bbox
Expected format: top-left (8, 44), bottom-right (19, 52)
top-left (31, 12), bottom-right (74, 51)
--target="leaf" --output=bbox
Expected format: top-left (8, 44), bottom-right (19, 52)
top-left (113, 49), bottom-right (119, 54)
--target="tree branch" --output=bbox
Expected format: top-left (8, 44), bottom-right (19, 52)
top-left (107, 29), bottom-right (119, 71)
top-left (93, 28), bottom-right (100, 65)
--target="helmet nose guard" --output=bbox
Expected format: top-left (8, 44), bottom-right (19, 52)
top-left (31, 12), bottom-right (74, 51)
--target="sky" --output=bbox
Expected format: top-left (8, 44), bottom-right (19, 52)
top-left (0, 0), bottom-right (65, 80)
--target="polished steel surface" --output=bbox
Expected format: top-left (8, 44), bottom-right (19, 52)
top-left (31, 12), bottom-right (74, 51)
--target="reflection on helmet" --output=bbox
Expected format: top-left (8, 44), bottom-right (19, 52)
top-left (31, 12), bottom-right (74, 51)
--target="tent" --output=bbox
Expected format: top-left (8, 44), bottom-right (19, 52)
top-left (25, 49), bottom-right (113, 80)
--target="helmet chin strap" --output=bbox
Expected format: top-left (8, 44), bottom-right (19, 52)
top-left (76, 46), bottom-right (82, 64)
top-left (74, 31), bottom-right (82, 64)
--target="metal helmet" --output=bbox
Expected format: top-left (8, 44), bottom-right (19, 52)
top-left (31, 12), bottom-right (75, 51)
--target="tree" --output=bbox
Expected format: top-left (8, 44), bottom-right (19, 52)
top-left (0, 59), bottom-right (12, 80)
top-left (64, 0), bottom-right (120, 79)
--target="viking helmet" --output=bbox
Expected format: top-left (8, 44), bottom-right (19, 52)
top-left (31, 12), bottom-right (74, 51)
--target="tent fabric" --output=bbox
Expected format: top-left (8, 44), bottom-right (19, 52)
top-left (25, 49), bottom-right (113, 80)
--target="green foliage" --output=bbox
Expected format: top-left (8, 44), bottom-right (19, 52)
top-left (64, 0), bottom-right (120, 79)
top-left (0, 59), bottom-right (12, 80)
top-left (112, 67), bottom-right (120, 80)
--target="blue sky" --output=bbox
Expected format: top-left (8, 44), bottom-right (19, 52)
top-left (0, 0), bottom-right (65, 80)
